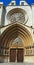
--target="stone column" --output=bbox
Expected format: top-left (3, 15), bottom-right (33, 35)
top-left (0, 5), bottom-right (6, 35)
top-left (1, 6), bottom-right (6, 26)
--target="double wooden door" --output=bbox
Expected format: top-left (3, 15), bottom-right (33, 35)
top-left (10, 48), bottom-right (24, 62)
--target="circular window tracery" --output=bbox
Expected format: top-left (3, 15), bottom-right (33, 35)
top-left (7, 8), bottom-right (28, 24)
top-left (8, 13), bottom-right (25, 24)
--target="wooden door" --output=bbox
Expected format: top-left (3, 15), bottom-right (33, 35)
top-left (10, 48), bottom-right (16, 62)
top-left (17, 48), bottom-right (24, 62)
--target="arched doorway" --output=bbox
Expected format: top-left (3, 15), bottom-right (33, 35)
top-left (10, 48), bottom-right (24, 62)
top-left (10, 37), bottom-right (24, 62)
top-left (0, 23), bottom-right (33, 62)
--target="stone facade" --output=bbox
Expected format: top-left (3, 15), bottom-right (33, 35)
top-left (0, 0), bottom-right (34, 63)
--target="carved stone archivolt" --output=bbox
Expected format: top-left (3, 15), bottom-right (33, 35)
top-left (0, 23), bottom-right (33, 48)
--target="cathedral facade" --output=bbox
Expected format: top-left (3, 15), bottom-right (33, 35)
top-left (0, 0), bottom-right (34, 63)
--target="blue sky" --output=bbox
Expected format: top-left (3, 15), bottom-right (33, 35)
top-left (0, 0), bottom-right (34, 6)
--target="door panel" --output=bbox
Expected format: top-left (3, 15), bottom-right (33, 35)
top-left (10, 48), bottom-right (16, 62)
top-left (17, 48), bottom-right (24, 62)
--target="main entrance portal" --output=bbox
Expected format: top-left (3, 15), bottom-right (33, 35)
top-left (0, 23), bottom-right (33, 63)
top-left (10, 48), bottom-right (24, 62)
